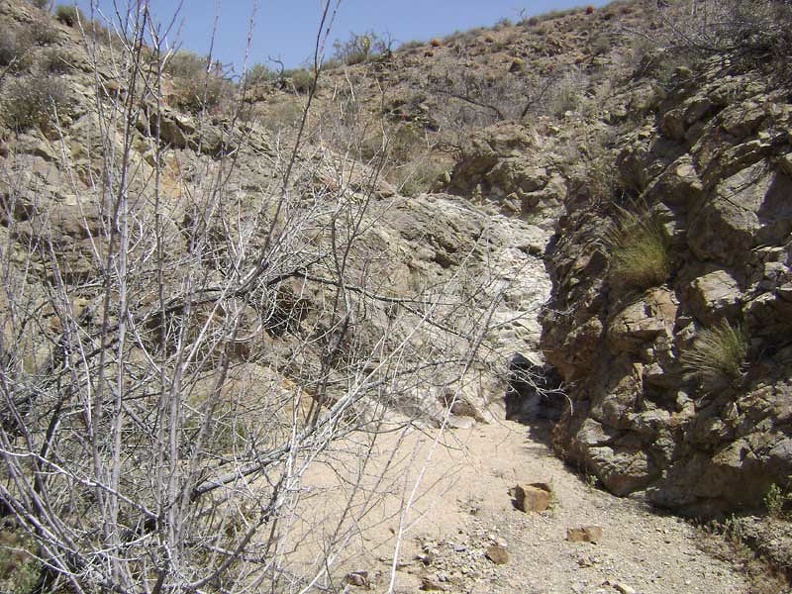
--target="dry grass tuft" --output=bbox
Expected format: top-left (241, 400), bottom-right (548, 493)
top-left (605, 206), bottom-right (670, 290)
top-left (681, 320), bottom-right (747, 391)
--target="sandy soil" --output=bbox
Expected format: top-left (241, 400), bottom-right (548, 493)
top-left (281, 416), bottom-right (749, 594)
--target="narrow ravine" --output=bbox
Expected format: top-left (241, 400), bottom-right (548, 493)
top-left (280, 213), bottom-right (750, 593)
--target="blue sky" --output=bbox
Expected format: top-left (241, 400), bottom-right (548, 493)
top-left (76, 1), bottom-right (607, 76)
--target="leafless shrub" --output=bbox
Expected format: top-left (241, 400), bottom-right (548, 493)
top-left (40, 48), bottom-right (73, 73)
top-left (427, 62), bottom-right (577, 140)
top-left (0, 30), bottom-right (31, 70)
top-left (0, 2), bottom-right (510, 592)
top-left (332, 31), bottom-right (394, 65)
top-left (658, 0), bottom-right (792, 71)
top-left (28, 16), bottom-right (59, 46)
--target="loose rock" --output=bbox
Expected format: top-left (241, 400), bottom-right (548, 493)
top-left (485, 544), bottom-right (509, 565)
top-left (513, 482), bottom-right (554, 512)
top-left (566, 526), bottom-right (604, 543)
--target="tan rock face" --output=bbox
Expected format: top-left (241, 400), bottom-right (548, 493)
top-left (447, 122), bottom-right (566, 226)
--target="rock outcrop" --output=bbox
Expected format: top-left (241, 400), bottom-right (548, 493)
top-left (542, 58), bottom-right (792, 515)
top-left (447, 122), bottom-right (567, 226)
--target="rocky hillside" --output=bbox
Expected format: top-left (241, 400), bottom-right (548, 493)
top-left (0, 1), bottom-right (552, 591)
top-left (540, 35), bottom-right (792, 518)
top-left (0, 0), bottom-right (791, 591)
top-left (306, 0), bottom-right (792, 519)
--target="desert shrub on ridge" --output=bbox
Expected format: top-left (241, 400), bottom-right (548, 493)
top-left (54, 4), bottom-right (84, 27)
top-left (165, 50), bottom-right (232, 114)
top-left (332, 31), bottom-right (392, 65)
top-left (1, 74), bottom-right (71, 131)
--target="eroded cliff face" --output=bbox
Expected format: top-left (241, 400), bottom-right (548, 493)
top-left (541, 58), bottom-right (792, 515)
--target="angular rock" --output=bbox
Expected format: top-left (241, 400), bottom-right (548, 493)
top-left (684, 268), bottom-right (742, 325)
top-left (485, 544), bottom-right (509, 565)
top-left (688, 163), bottom-right (766, 267)
top-left (612, 581), bottom-right (638, 594)
top-left (644, 154), bottom-right (703, 207)
top-left (420, 576), bottom-right (447, 591)
top-left (607, 288), bottom-right (677, 355)
top-left (586, 445), bottom-right (656, 496)
top-left (566, 525), bottom-right (603, 543)
top-left (575, 418), bottom-right (619, 447)
top-left (513, 482), bottom-right (553, 512)
top-left (344, 570), bottom-right (369, 587)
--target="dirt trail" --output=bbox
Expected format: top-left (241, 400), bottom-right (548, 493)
top-left (289, 417), bottom-right (748, 593)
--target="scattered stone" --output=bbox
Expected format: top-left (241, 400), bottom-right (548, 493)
top-left (416, 552), bottom-right (434, 566)
top-left (513, 482), bottom-right (553, 512)
top-left (420, 576), bottom-right (447, 591)
top-left (485, 544), bottom-right (509, 565)
top-left (612, 582), bottom-right (638, 594)
top-left (576, 555), bottom-right (600, 567)
top-left (566, 525), bottom-right (604, 543)
top-left (344, 570), bottom-right (369, 588)
top-left (603, 580), bottom-right (638, 594)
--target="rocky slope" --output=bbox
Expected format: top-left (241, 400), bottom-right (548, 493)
top-left (0, 1), bottom-right (556, 591)
top-left (0, 0), bottom-right (791, 591)
top-left (541, 53), bottom-right (792, 517)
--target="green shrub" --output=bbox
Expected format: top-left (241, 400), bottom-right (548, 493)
top-left (165, 51), bottom-right (231, 114)
top-left (0, 530), bottom-right (40, 594)
top-left (398, 39), bottom-right (424, 52)
top-left (605, 207), bottom-right (670, 290)
top-left (590, 34), bottom-right (612, 56)
top-left (285, 68), bottom-right (315, 94)
top-left (173, 75), bottom-right (230, 114)
top-left (764, 482), bottom-right (792, 518)
top-left (681, 320), bottom-right (747, 391)
top-left (332, 31), bottom-right (391, 65)
top-left (164, 49), bottom-right (208, 79)
top-left (243, 62), bottom-right (277, 86)
top-left (28, 17), bottom-right (58, 45)
top-left (256, 100), bottom-right (302, 133)
top-left (54, 4), bottom-right (84, 27)
top-left (0, 30), bottom-right (29, 69)
top-left (2, 75), bottom-right (71, 131)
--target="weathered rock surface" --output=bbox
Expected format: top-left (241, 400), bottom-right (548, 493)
top-left (542, 58), bottom-right (792, 515)
top-left (447, 122), bottom-right (566, 227)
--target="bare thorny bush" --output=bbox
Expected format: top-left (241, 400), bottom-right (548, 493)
top-left (0, 2), bottom-right (519, 593)
top-left (656, 0), bottom-right (792, 74)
